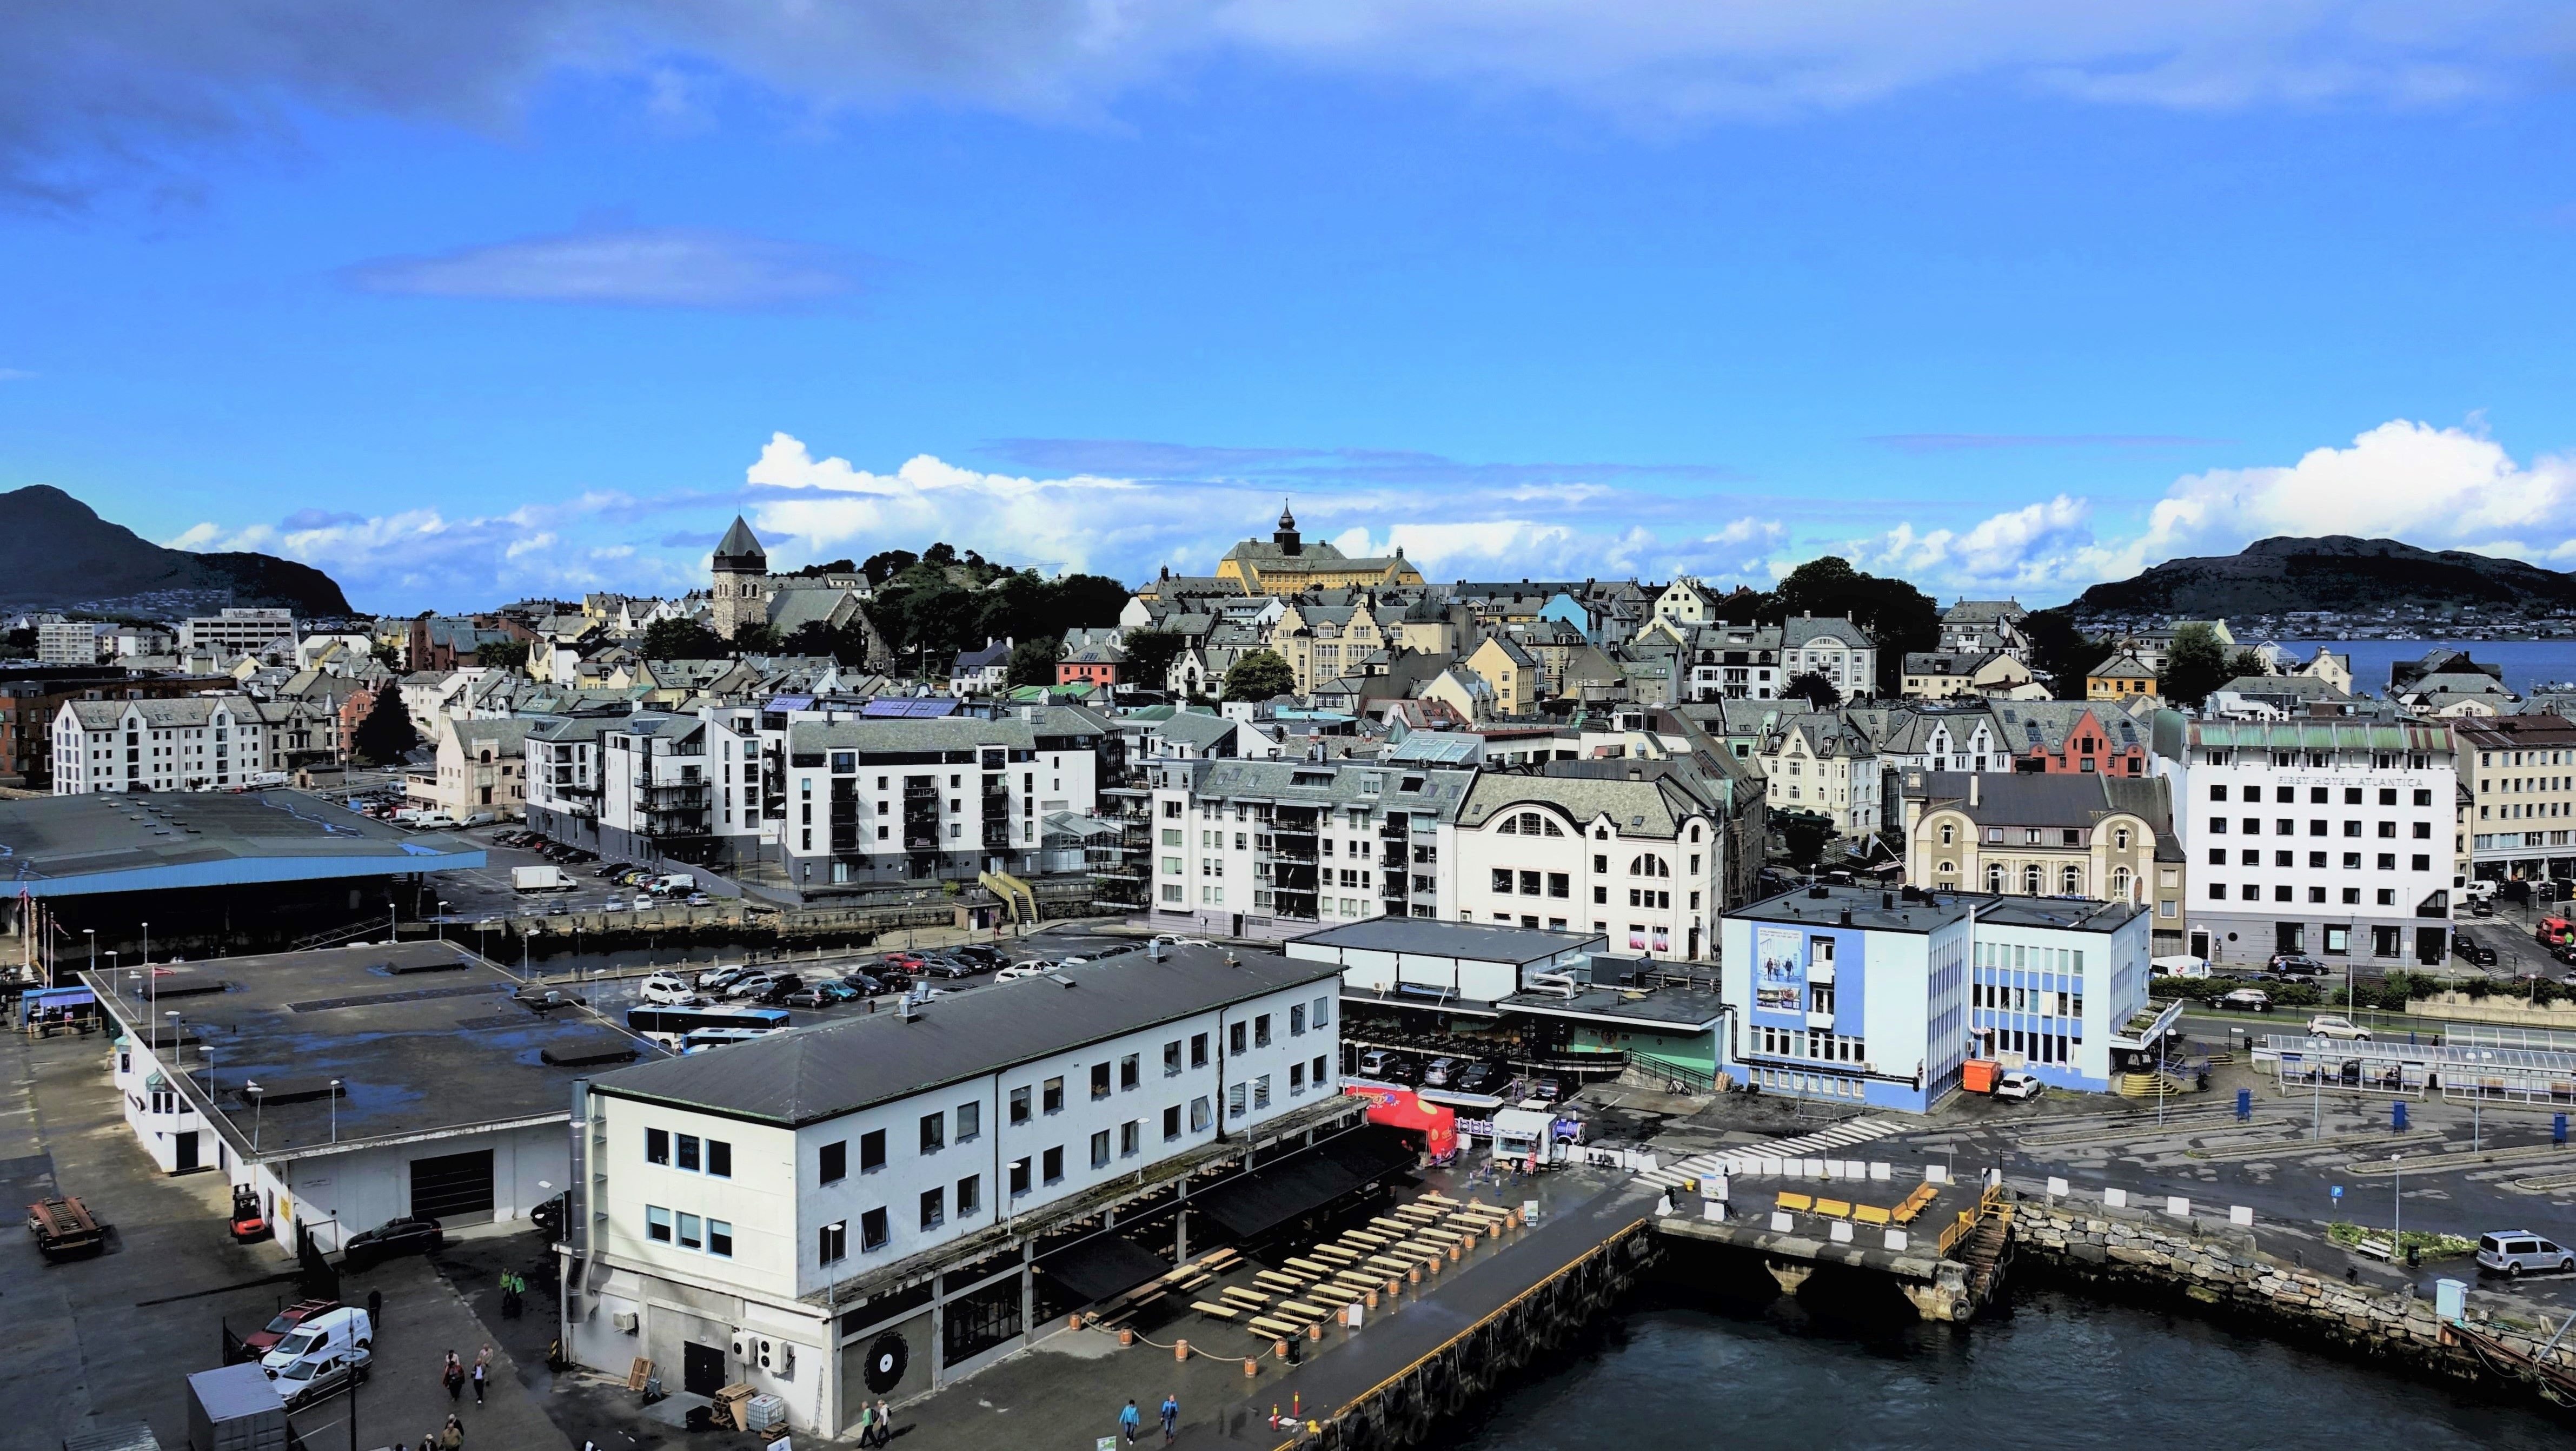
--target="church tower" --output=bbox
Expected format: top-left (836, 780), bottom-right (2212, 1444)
top-left (1272, 499), bottom-right (1303, 556)
top-left (710, 515), bottom-right (771, 640)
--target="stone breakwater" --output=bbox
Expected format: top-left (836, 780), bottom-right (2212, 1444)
top-left (2011, 1197), bottom-right (2576, 1404)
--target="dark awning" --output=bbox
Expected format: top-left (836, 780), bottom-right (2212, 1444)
top-left (1035, 1233), bottom-right (1170, 1304)
top-left (1191, 1127), bottom-right (1417, 1241)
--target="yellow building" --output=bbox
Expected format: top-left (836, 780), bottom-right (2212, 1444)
top-left (1464, 634), bottom-right (1538, 717)
top-left (2087, 653), bottom-right (2160, 703)
top-left (1213, 504), bottom-right (1426, 596)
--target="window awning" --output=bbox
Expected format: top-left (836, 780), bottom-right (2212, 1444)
top-left (1035, 1233), bottom-right (1170, 1305)
top-left (1190, 1127), bottom-right (1417, 1241)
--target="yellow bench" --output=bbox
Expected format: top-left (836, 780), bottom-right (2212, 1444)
top-left (1854, 1204), bottom-right (1893, 1227)
top-left (1777, 1191), bottom-right (1814, 1214)
top-left (1280, 1300), bottom-right (1327, 1319)
top-left (1314, 1244), bottom-right (1359, 1262)
top-left (1815, 1198), bottom-right (1853, 1220)
top-left (1891, 1183), bottom-right (1939, 1225)
top-left (1191, 1301), bottom-right (1239, 1319)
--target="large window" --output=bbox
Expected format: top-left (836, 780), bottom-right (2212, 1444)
top-left (1042, 1146), bottom-right (1064, 1184)
top-left (860, 1129), bottom-right (886, 1172)
top-left (860, 1207), bottom-right (888, 1252)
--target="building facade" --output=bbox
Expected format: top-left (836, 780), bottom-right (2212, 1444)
top-left (1900, 770), bottom-right (2187, 953)
top-left (1146, 757), bottom-right (1467, 932)
top-left (178, 608), bottom-right (297, 659)
top-left (2456, 714), bottom-right (2576, 883)
top-left (1445, 763), bottom-right (1731, 961)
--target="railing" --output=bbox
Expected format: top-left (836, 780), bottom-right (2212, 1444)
top-left (1628, 1051), bottom-right (1717, 1093)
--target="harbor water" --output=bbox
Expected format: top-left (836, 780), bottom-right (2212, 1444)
top-left (2280, 638), bottom-right (2576, 697)
top-left (1453, 1274), bottom-right (2568, 1451)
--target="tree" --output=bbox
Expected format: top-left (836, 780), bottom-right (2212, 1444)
top-left (1006, 636), bottom-right (1064, 688)
top-left (1120, 629), bottom-right (1188, 691)
top-left (731, 621), bottom-right (779, 654)
top-left (1782, 671), bottom-right (1841, 710)
top-left (641, 617), bottom-right (725, 660)
top-left (1764, 556), bottom-right (1939, 698)
top-left (369, 640), bottom-right (403, 670)
top-left (1223, 649), bottom-right (1297, 703)
top-left (475, 639), bottom-right (531, 672)
top-left (1775, 810), bottom-right (1836, 871)
top-left (2021, 607), bottom-right (2108, 700)
top-left (350, 688), bottom-right (419, 765)
top-left (2161, 623), bottom-right (2236, 709)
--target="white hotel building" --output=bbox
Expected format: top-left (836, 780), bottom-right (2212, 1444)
top-left (565, 948), bottom-right (1366, 1436)
top-left (2150, 716), bottom-right (2456, 970)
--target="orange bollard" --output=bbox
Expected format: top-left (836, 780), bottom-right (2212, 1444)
top-left (1244, 1357), bottom-right (1259, 1377)
top-left (1449, 1244), bottom-right (1462, 1262)
top-left (1408, 1267), bottom-right (1422, 1285)
top-left (1119, 1329), bottom-right (1135, 1347)
top-left (1274, 1338), bottom-right (1291, 1360)
top-left (1068, 1313), bottom-right (1084, 1330)
top-left (1307, 1323), bottom-right (1323, 1341)
top-left (1365, 1289), bottom-right (1379, 1309)
top-left (1175, 1339), bottom-right (1190, 1360)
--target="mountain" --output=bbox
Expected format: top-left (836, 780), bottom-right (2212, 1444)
top-left (0, 485), bottom-right (353, 616)
top-left (2070, 535), bottom-right (2576, 618)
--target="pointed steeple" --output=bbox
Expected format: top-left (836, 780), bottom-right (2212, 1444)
top-left (1272, 499), bottom-right (1303, 557)
top-left (713, 515), bottom-right (767, 573)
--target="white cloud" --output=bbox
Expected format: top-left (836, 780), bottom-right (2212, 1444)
top-left (11, 2), bottom-right (2570, 202)
top-left (344, 228), bottom-right (857, 309)
top-left (0, 368), bottom-right (32, 381)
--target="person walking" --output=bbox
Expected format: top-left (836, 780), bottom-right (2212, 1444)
top-left (874, 1400), bottom-right (893, 1446)
top-left (367, 1287), bottom-right (383, 1323)
top-left (470, 1358), bottom-right (487, 1406)
top-left (855, 1401), bottom-right (877, 1447)
top-left (439, 1415), bottom-right (465, 1451)
top-left (1120, 1399), bottom-right (1143, 1444)
top-left (442, 1353), bottom-right (464, 1403)
top-left (1160, 1393), bottom-right (1179, 1442)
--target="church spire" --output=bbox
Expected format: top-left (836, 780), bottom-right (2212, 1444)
top-left (1273, 499), bottom-right (1302, 556)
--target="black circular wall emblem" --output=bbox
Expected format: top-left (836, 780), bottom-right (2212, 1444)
top-left (864, 1332), bottom-right (908, 1393)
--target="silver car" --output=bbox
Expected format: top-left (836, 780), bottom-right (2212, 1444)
top-left (2477, 1231), bottom-right (2574, 1278)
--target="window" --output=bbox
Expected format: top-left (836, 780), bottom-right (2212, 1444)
top-left (1253, 1075), bottom-right (1272, 1110)
top-left (1164, 1104), bottom-right (1183, 1139)
top-left (1313, 1055), bottom-right (1329, 1085)
top-left (1091, 1063), bottom-right (1112, 1100)
top-left (1254, 1014), bottom-right (1273, 1047)
top-left (957, 1175), bottom-right (981, 1217)
top-left (1090, 1130), bottom-right (1111, 1168)
top-left (1289, 1004), bottom-right (1306, 1037)
top-left (1312, 997), bottom-right (1330, 1028)
top-left (1229, 1022), bottom-right (1247, 1055)
top-left (1121, 1054), bottom-right (1140, 1090)
top-left (1121, 1120), bottom-right (1140, 1157)
top-left (819, 1221), bottom-right (847, 1263)
top-left (707, 1139), bottom-right (731, 1178)
top-left (1227, 1083), bottom-right (1247, 1119)
top-left (1191, 1033), bottom-right (1210, 1068)
top-left (957, 1101), bottom-right (980, 1142)
top-left (860, 1207), bottom-right (888, 1251)
top-left (1009, 1157), bottom-right (1031, 1196)
top-left (676, 1213), bottom-right (701, 1251)
top-left (860, 1129), bottom-right (886, 1172)
top-left (646, 1205), bottom-right (672, 1243)
top-left (708, 1219), bottom-right (733, 1257)
top-left (920, 1112), bottom-right (945, 1154)
top-left (920, 1187), bottom-right (945, 1230)
top-left (1165, 1040), bottom-right (1183, 1076)
top-left (646, 1128), bottom-right (669, 1165)
top-left (676, 1135), bottom-right (700, 1172)
top-left (1043, 1146), bottom-right (1065, 1184)
top-left (1492, 868), bottom-right (1513, 893)
top-left (1191, 1097), bottom-right (1213, 1132)
top-left (1044, 1077), bottom-right (1065, 1113)
top-left (1010, 1086), bottom-right (1031, 1124)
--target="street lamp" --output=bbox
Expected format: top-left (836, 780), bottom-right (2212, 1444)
top-left (247, 1080), bottom-right (264, 1150)
top-left (2391, 1152), bottom-right (2404, 1248)
top-left (437, 900), bottom-right (449, 944)
top-left (329, 1079), bottom-right (340, 1143)
top-left (82, 929), bottom-right (95, 977)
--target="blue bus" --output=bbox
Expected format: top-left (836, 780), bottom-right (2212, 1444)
top-left (626, 1004), bottom-right (788, 1048)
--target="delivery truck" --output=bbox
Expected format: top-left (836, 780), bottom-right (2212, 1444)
top-left (513, 864), bottom-right (573, 892)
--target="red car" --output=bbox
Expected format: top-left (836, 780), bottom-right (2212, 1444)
top-left (241, 1298), bottom-right (338, 1358)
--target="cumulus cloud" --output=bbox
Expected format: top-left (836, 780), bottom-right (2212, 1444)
top-left (9, 1), bottom-right (2570, 202)
top-left (346, 227), bottom-right (858, 309)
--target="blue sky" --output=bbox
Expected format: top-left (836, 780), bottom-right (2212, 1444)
top-left (4, 4), bottom-right (2575, 612)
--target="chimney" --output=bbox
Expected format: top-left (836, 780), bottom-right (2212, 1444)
top-left (1837, 905), bottom-right (1854, 926)
top-left (1968, 776), bottom-right (1980, 808)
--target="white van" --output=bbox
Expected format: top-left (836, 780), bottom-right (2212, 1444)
top-left (410, 812), bottom-right (459, 830)
top-left (2151, 955), bottom-right (2212, 979)
top-left (262, 1306), bottom-right (373, 1379)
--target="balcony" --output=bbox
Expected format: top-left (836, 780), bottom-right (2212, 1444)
top-left (981, 820), bottom-right (1013, 850)
top-left (640, 781), bottom-right (708, 807)
top-left (1271, 838), bottom-right (1319, 863)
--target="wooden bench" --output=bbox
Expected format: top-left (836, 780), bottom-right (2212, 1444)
top-left (1220, 1287), bottom-right (1269, 1307)
top-left (1280, 1300), bottom-right (1327, 1319)
top-left (2354, 1237), bottom-right (2395, 1261)
top-left (1345, 1230), bottom-right (1392, 1248)
top-left (1854, 1204), bottom-right (1893, 1227)
top-left (1415, 1227), bottom-right (1463, 1243)
top-left (1314, 1244), bottom-right (1360, 1262)
top-left (1256, 1270), bottom-right (1309, 1291)
top-left (1776, 1191), bottom-right (1814, 1214)
top-left (1371, 1216), bottom-right (1413, 1231)
top-left (1248, 1316), bottom-right (1302, 1337)
top-left (1191, 1301), bottom-right (1240, 1319)
top-left (1286, 1256), bottom-right (1337, 1276)
top-left (1815, 1198), bottom-right (1853, 1220)
top-left (1420, 1192), bottom-right (1462, 1207)
top-left (1366, 1255), bottom-right (1413, 1273)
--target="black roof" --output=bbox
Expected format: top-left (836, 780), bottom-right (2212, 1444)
top-left (590, 946), bottom-right (1340, 1127)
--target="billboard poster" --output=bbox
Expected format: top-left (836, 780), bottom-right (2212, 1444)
top-left (1755, 926), bottom-right (1804, 1014)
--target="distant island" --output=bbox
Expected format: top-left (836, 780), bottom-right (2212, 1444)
top-left (2070, 535), bottom-right (2576, 630)
top-left (0, 485), bottom-right (351, 617)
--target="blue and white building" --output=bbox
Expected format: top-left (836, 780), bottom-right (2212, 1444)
top-left (1718, 886), bottom-right (2154, 1110)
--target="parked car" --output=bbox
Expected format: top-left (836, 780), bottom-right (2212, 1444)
top-left (784, 981), bottom-right (857, 1008)
top-left (2478, 1230), bottom-right (2575, 1278)
top-left (1529, 1077), bottom-right (1566, 1102)
top-left (915, 958), bottom-right (977, 980)
top-left (2218, 988), bottom-right (2273, 1012)
top-left (951, 945), bottom-right (1005, 968)
top-left (2453, 937), bottom-right (2499, 968)
top-left (751, 973), bottom-right (805, 1004)
top-left (640, 973), bottom-right (702, 1006)
top-left (723, 973), bottom-right (785, 1000)
top-left (1422, 1056), bottom-right (1457, 1086)
top-left (696, 966), bottom-right (747, 993)
top-left (241, 1298), bottom-right (338, 1359)
top-left (2267, 953), bottom-right (2327, 979)
top-left (273, 1344), bottom-right (370, 1409)
top-left (2306, 1014), bottom-right (2372, 1041)
top-left (839, 971), bottom-right (891, 995)
top-left (1993, 1070), bottom-right (2044, 1102)
top-left (1148, 934), bottom-right (1212, 949)
top-left (341, 1216), bottom-right (442, 1270)
top-left (1455, 1063), bottom-right (1496, 1094)
top-left (602, 899), bottom-right (627, 913)
top-left (1356, 1049), bottom-right (1396, 1078)
top-left (260, 1306), bottom-right (373, 1375)
top-left (993, 965), bottom-right (1048, 983)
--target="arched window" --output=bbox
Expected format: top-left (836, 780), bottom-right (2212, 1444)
top-left (2114, 827), bottom-right (2132, 850)
top-left (1497, 816), bottom-right (1518, 834)
top-left (2111, 866), bottom-right (2133, 900)
top-left (1939, 824), bottom-right (1955, 846)
top-left (1937, 859), bottom-right (1956, 878)
top-left (1986, 864), bottom-right (2005, 893)
top-left (1689, 824), bottom-right (1702, 842)
top-left (2061, 865), bottom-right (2082, 895)
top-left (1628, 854), bottom-right (1669, 878)
top-left (2022, 864), bottom-right (2042, 895)
top-left (1518, 812), bottom-right (1543, 834)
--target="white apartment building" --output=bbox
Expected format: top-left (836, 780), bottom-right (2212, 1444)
top-left (1444, 761), bottom-right (1731, 961)
top-left (1756, 713), bottom-right (1884, 838)
top-left (523, 714), bottom-right (613, 846)
top-left (2454, 714), bottom-right (2576, 883)
top-left (50, 696), bottom-right (295, 793)
top-left (178, 608), bottom-right (297, 658)
top-left (1146, 757), bottom-right (1470, 933)
top-left (779, 709), bottom-right (1111, 888)
top-left (1780, 615), bottom-right (1878, 700)
top-left (36, 619), bottom-right (111, 665)
top-left (2151, 717), bottom-right (2456, 969)
top-left (411, 716), bottom-right (532, 823)
top-left (567, 949), bottom-right (1351, 1436)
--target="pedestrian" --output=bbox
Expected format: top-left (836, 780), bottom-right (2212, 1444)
top-left (1160, 1393), bottom-right (1179, 1442)
top-left (1121, 1399), bottom-right (1143, 1444)
top-left (476, 1343), bottom-right (493, 1370)
top-left (855, 1401), bottom-right (877, 1447)
top-left (367, 1287), bottom-right (383, 1323)
top-left (442, 1353), bottom-right (464, 1402)
top-left (419, 1433), bottom-right (435, 1451)
top-left (471, 1359), bottom-right (487, 1406)
top-left (875, 1400), bottom-right (892, 1446)
top-left (440, 1414), bottom-right (464, 1450)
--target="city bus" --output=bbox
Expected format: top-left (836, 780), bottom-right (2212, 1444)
top-left (626, 1003), bottom-right (789, 1049)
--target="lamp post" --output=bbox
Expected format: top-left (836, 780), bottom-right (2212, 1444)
top-left (247, 1081), bottom-right (264, 1150)
top-left (83, 929), bottom-right (95, 977)
top-left (437, 900), bottom-right (449, 944)
top-left (329, 1079), bottom-right (340, 1144)
top-left (164, 1012), bottom-right (181, 1076)
top-left (2392, 1152), bottom-right (2404, 1247)
top-left (143, 920), bottom-right (152, 1022)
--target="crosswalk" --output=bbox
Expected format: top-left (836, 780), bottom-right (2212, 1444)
top-left (1636, 1117), bottom-right (1906, 1190)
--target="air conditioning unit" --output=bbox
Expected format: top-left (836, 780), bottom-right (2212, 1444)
top-left (758, 1337), bottom-right (774, 1370)
top-left (612, 1311), bottom-right (638, 1334)
top-left (730, 1330), bottom-right (751, 1361)
top-left (775, 1342), bottom-right (795, 1377)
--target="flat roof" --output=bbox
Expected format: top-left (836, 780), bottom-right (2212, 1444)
top-left (590, 945), bottom-right (1342, 1128)
top-left (1499, 984), bottom-right (1728, 1029)
top-left (0, 789), bottom-right (484, 899)
top-left (83, 940), bottom-right (649, 1161)
top-left (1729, 885), bottom-right (2143, 936)
top-left (1287, 918), bottom-right (1606, 965)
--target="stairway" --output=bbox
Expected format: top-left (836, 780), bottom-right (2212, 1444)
top-left (1636, 1116), bottom-right (1906, 1190)
top-left (2116, 1069), bottom-right (2199, 1098)
top-left (1957, 1199), bottom-right (2015, 1303)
